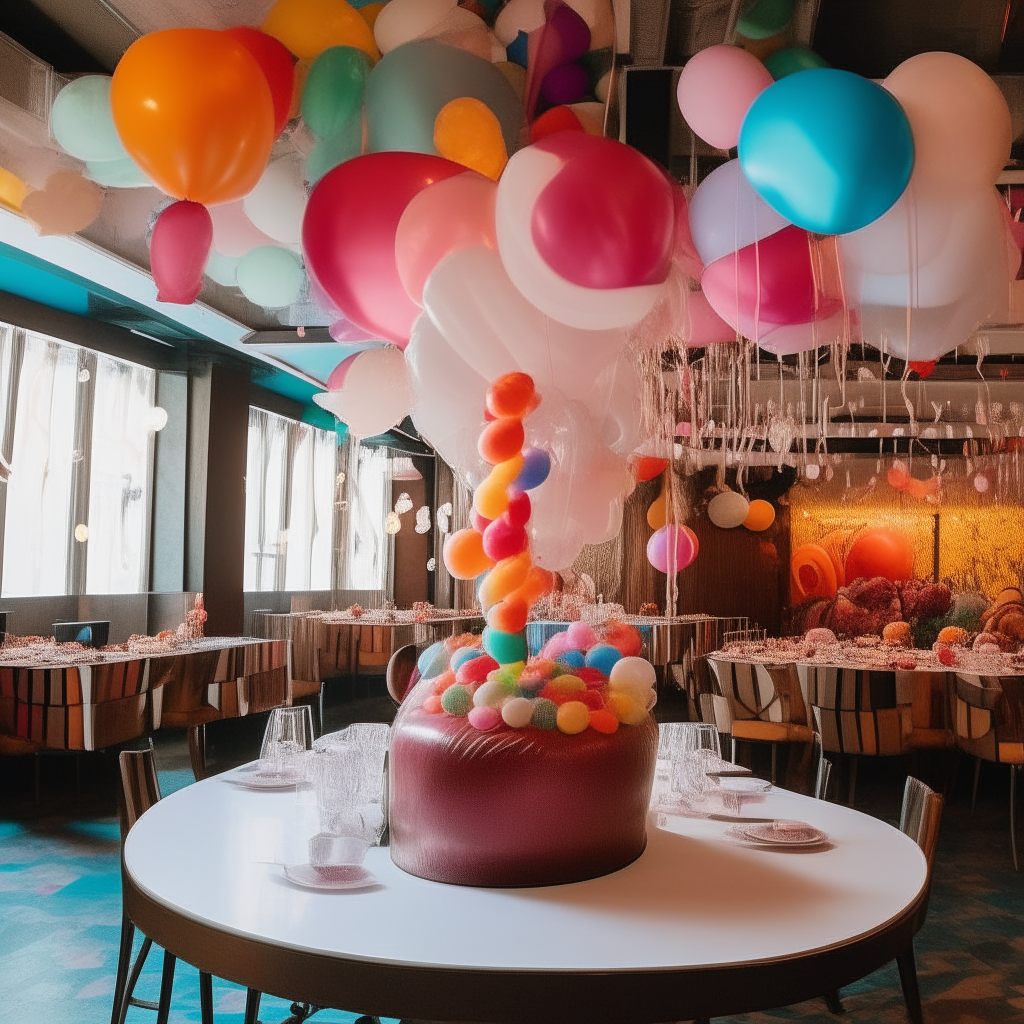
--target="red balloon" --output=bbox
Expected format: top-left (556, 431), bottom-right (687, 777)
top-left (150, 200), bottom-right (212, 304)
top-left (482, 513), bottom-right (528, 561)
top-left (506, 490), bottom-right (531, 528)
top-left (530, 106), bottom-right (584, 144)
top-left (223, 27), bottom-right (295, 137)
top-left (303, 152), bottom-right (465, 345)
top-left (701, 225), bottom-right (842, 339)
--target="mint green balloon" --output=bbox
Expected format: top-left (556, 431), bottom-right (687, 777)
top-left (237, 247), bottom-right (304, 309)
top-left (86, 157), bottom-right (150, 188)
top-left (205, 251), bottom-right (241, 287)
top-left (764, 47), bottom-right (830, 80)
top-left (305, 116), bottom-right (363, 183)
top-left (736, 0), bottom-right (794, 40)
top-left (51, 76), bottom-right (128, 163)
top-left (302, 46), bottom-right (371, 140)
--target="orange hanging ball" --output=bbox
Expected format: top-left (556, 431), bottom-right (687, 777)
top-left (743, 499), bottom-right (775, 532)
top-left (844, 528), bottom-right (915, 582)
top-left (111, 30), bottom-right (276, 206)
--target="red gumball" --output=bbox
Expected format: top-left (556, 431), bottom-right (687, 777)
top-left (603, 621), bottom-right (644, 657)
top-left (506, 490), bottom-right (531, 528)
top-left (303, 152), bottom-right (464, 346)
top-left (456, 655), bottom-right (498, 686)
top-left (482, 513), bottom-right (528, 561)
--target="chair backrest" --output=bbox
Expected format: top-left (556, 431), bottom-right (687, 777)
top-left (709, 658), bottom-right (797, 723)
top-left (386, 644), bottom-right (420, 705)
top-left (952, 673), bottom-right (1024, 764)
top-left (899, 775), bottom-right (943, 874)
top-left (117, 748), bottom-right (161, 842)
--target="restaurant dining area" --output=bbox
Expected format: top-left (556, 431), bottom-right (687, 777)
top-left (2, 0), bottom-right (1024, 1022)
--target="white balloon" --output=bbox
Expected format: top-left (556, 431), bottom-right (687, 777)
top-left (313, 346), bottom-right (416, 438)
top-left (708, 490), bottom-right (749, 529)
top-left (374, 0), bottom-right (457, 52)
top-left (495, 145), bottom-right (665, 330)
top-left (688, 159), bottom-right (789, 267)
top-left (495, 0), bottom-right (612, 48)
top-left (243, 155), bottom-right (307, 246)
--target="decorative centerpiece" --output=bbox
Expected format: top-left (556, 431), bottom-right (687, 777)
top-left (388, 373), bottom-right (658, 887)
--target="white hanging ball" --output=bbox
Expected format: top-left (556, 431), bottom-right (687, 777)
top-left (707, 490), bottom-right (750, 529)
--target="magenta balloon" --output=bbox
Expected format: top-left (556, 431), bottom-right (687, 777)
top-left (646, 525), bottom-right (697, 574)
top-left (550, 4), bottom-right (590, 62)
top-left (302, 152), bottom-right (465, 346)
top-left (540, 63), bottom-right (589, 106)
top-left (676, 44), bottom-right (773, 150)
top-left (150, 200), bottom-right (212, 305)
top-left (700, 225), bottom-right (841, 339)
top-left (530, 132), bottom-right (675, 289)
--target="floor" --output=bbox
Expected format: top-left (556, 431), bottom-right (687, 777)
top-left (1, 677), bottom-right (1022, 1024)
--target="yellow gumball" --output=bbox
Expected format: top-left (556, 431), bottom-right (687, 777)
top-left (743, 498), bottom-right (776, 531)
top-left (606, 690), bottom-right (648, 726)
top-left (556, 700), bottom-right (590, 734)
top-left (549, 674), bottom-right (586, 695)
top-left (262, 0), bottom-right (379, 61)
top-left (433, 97), bottom-right (508, 181)
top-left (473, 453), bottom-right (524, 520)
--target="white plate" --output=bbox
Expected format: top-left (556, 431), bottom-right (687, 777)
top-left (740, 821), bottom-right (826, 846)
top-left (282, 862), bottom-right (377, 890)
top-left (228, 768), bottom-right (302, 790)
top-left (717, 776), bottom-right (772, 795)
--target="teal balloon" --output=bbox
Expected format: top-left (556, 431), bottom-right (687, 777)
top-left (302, 46), bottom-right (372, 140)
top-left (482, 626), bottom-right (527, 665)
top-left (764, 47), bottom-right (829, 80)
top-left (205, 250), bottom-right (241, 287)
top-left (738, 68), bottom-right (914, 236)
top-left (365, 40), bottom-right (524, 158)
top-left (51, 76), bottom-right (127, 163)
top-left (305, 116), bottom-right (364, 183)
top-left (85, 157), bottom-right (150, 188)
top-left (236, 247), bottom-right (304, 309)
top-left (736, 0), bottom-right (794, 40)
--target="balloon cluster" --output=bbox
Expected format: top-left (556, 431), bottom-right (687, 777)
top-left (443, 372), bottom-right (555, 651)
top-left (679, 45), bottom-right (1015, 361)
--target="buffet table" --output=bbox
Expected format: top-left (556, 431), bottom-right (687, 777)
top-left (0, 637), bottom-right (287, 777)
top-left (123, 775), bottom-right (928, 1024)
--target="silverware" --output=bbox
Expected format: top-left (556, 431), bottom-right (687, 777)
top-left (705, 813), bottom-right (776, 823)
top-left (705, 770), bottom-right (755, 778)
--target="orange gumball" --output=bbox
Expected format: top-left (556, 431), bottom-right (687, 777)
top-left (790, 543), bottom-right (838, 601)
top-left (742, 499), bottom-right (775, 532)
top-left (478, 417), bottom-right (525, 465)
top-left (508, 565), bottom-right (554, 608)
top-left (844, 529), bottom-right (915, 583)
top-left (111, 30), bottom-right (276, 206)
top-left (488, 595), bottom-right (529, 634)
top-left (487, 372), bottom-right (536, 418)
top-left (443, 528), bottom-right (495, 580)
top-left (474, 453), bottom-right (524, 520)
top-left (479, 551), bottom-right (532, 607)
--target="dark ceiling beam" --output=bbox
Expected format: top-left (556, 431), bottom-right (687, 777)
top-left (0, 0), bottom-right (106, 73)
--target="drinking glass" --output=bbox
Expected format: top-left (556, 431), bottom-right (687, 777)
top-left (669, 722), bottom-right (722, 801)
top-left (260, 705), bottom-right (314, 774)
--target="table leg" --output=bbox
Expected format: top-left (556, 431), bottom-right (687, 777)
top-left (188, 725), bottom-right (207, 781)
top-left (896, 944), bottom-right (923, 1024)
top-left (199, 971), bottom-right (213, 1024)
top-left (243, 987), bottom-right (262, 1024)
top-left (824, 989), bottom-right (845, 1014)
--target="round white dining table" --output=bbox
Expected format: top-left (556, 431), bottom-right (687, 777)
top-left (123, 772), bottom-right (928, 1024)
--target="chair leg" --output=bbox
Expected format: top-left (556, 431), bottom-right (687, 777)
top-left (117, 936), bottom-right (153, 1024)
top-left (154, 950), bottom-right (176, 1024)
top-left (896, 944), bottom-right (924, 1024)
top-left (188, 724), bottom-right (207, 781)
top-left (971, 756), bottom-right (982, 814)
top-left (1011, 765), bottom-right (1019, 872)
top-left (244, 988), bottom-right (262, 1024)
top-left (824, 989), bottom-right (845, 1014)
top-left (730, 736), bottom-right (737, 764)
top-left (770, 743), bottom-right (778, 785)
top-left (110, 911), bottom-right (135, 1024)
top-left (847, 755), bottom-right (858, 807)
top-left (318, 683), bottom-right (325, 738)
top-left (199, 971), bottom-right (214, 1024)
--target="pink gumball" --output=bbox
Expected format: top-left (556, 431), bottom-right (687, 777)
top-left (303, 152), bottom-right (465, 347)
top-left (566, 621), bottom-right (599, 650)
top-left (646, 525), bottom-right (698, 574)
top-left (676, 44), bottom-right (773, 151)
top-left (540, 632), bottom-right (576, 659)
top-left (700, 225), bottom-right (841, 340)
top-left (531, 132), bottom-right (675, 290)
top-left (150, 200), bottom-right (212, 305)
top-left (482, 513), bottom-right (527, 561)
top-left (395, 171), bottom-right (497, 307)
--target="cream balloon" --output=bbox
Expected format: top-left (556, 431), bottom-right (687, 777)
top-left (495, 145), bottom-right (665, 330)
top-left (243, 155), bottom-right (307, 246)
top-left (374, 0), bottom-right (457, 53)
top-left (708, 490), bottom-right (749, 529)
top-left (313, 345), bottom-right (416, 438)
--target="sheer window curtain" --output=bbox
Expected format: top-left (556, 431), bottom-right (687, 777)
top-left (341, 441), bottom-right (392, 596)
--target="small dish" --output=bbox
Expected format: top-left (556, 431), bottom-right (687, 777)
top-left (282, 862), bottom-right (377, 890)
top-left (740, 820), bottom-right (826, 846)
top-left (717, 776), bottom-right (772, 795)
top-left (229, 767), bottom-right (302, 790)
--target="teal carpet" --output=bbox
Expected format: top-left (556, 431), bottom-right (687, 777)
top-left (1, 734), bottom-right (1022, 1024)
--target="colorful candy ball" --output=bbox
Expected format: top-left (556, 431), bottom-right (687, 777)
top-left (474, 680), bottom-right (514, 708)
top-left (468, 705), bottom-right (502, 731)
top-left (422, 695), bottom-right (443, 714)
top-left (450, 646), bottom-right (484, 672)
top-left (556, 700), bottom-right (591, 734)
top-left (584, 643), bottom-right (622, 676)
top-left (501, 696), bottom-right (535, 728)
top-left (555, 649), bottom-right (586, 669)
top-left (531, 697), bottom-right (558, 729)
top-left (440, 683), bottom-right (473, 716)
top-left (456, 654), bottom-right (498, 686)
top-left (609, 656), bottom-right (657, 691)
top-left (589, 709), bottom-right (620, 734)
top-left (606, 690), bottom-right (648, 725)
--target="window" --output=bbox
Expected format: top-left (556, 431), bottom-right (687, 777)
top-left (244, 407), bottom-right (338, 592)
top-left (0, 326), bottom-right (157, 597)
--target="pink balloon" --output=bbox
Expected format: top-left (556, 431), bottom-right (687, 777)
top-left (700, 225), bottom-right (840, 340)
top-left (395, 171), bottom-right (497, 306)
top-left (329, 318), bottom-right (378, 342)
top-left (676, 44), bottom-right (773, 151)
top-left (565, 621), bottom-right (598, 650)
top-left (759, 309), bottom-right (850, 356)
top-left (646, 525), bottom-right (698, 574)
top-left (326, 352), bottom-right (359, 390)
top-left (150, 200), bottom-right (212, 305)
top-left (531, 132), bottom-right (675, 289)
top-left (687, 289), bottom-right (736, 345)
top-left (302, 152), bottom-right (466, 346)
top-left (209, 200), bottom-right (275, 257)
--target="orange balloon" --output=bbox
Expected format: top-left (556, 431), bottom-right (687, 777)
top-left (742, 499), bottom-right (775, 532)
top-left (487, 373), bottom-right (536, 418)
top-left (488, 595), bottom-right (528, 634)
top-left (508, 565), bottom-right (554, 607)
top-left (443, 528), bottom-right (494, 580)
top-left (261, 0), bottom-right (379, 61)
top-left (474, 453), bottom-right (524, 520)
top-left (791, 543), bottom-right (838, 601)
top-left (479, 551), bottom-right (532, 606)
top-left (478, 417), bottom-right (525, 465)
top-left (433, 97), bottom-right (508, 181)
top-left (845, 528), bottom-right (915, 582)
top-left (358, 2), bottom-right (387, 31)
top-left (111, 30), bottom-right (275, 205)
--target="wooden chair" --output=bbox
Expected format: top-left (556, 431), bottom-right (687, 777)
top-left (386, 644), bottom-right (420, 706)
top-left (951, 673), bottom-right (1024, 870)
top-left (114, 749), bottom-right (264, 1024)
top-left (706, 659), bottom-right (814, 783)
